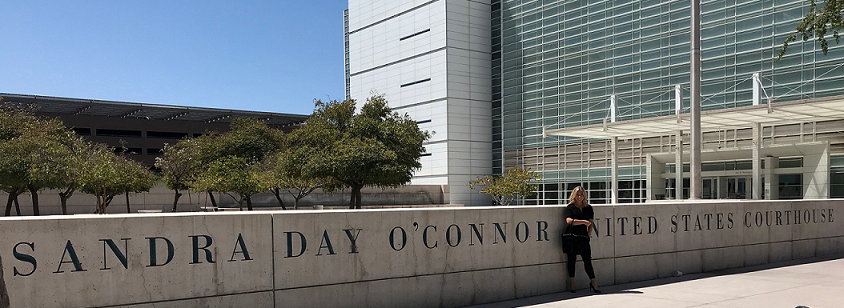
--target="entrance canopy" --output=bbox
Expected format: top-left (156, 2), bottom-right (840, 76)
top-left (649, 141), bottom-right (829, 163)
top-left (545, 94), bottom-right (844, 139)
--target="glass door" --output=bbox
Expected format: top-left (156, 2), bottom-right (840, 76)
top-left (726, 177), bottom-right (750, 199)
top-left (702, 178), bottom-right (718, 199)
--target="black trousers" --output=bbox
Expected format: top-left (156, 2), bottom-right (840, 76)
top-left (566, 242), bottom-right (595, 279)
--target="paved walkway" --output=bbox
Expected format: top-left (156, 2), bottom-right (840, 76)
top-left (468, 256), bottom-right (844, 308)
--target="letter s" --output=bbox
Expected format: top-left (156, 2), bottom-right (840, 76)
top-left (670, 215), bottom-right (678, 233)
top-left (14, 242), bottom-right (37, 276)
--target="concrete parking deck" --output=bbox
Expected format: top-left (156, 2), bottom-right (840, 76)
top-left (467, 256), bottom-right (844, 308)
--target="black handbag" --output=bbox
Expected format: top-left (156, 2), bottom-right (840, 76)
top-left (562, 225), bottom-right (577, 254)
top-left (562, 225), bottom-right (587, 254)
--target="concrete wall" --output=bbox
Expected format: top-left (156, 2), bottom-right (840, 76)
top-left (1, 200), bottom-right (842, 307)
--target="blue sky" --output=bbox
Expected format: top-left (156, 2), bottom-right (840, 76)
top-left (0, 1), bottom-right (349, 115)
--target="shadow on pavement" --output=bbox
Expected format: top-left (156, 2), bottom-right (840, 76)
top-left (466, 254), bottom-right (843, 308)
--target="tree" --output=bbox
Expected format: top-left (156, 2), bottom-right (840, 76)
top-left (0, 106), bottom-right (80, 216)
top-left (192, 156), bottom-right (265, 211)
top-left (777, 0), bottom-right (843, 60)
top-left (0, 103), bottom-right (154, 215)
top-left (258, 151), bottom-right (336, 210)
top-left (24, 119), bottom-right (82, 215)
top-left (156, 136), bottom-right (210, 212)
top-left (188, 119), bottom-right (284, 211)
top-left (25, 119), bottom-right (78, 215)
top-left (0, 106), bottom-right (38, 216)
top-left (79, 144), bottom-right (132, 214)
top-left (216, 118), bottom-right (285, 163)
top-left (113, 155), bottom-right (157, 213)
top-left (32, 132), bottom-right (89, 215)
top-left (468, 166), bottom-right (542, 206)
top-left (295, 96), bottom-right (430, 209)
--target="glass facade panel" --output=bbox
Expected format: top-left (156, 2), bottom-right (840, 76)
top-left (491, 0), bottom-right (844, 204)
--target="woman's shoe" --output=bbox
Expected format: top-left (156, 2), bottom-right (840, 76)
top-left (589, 283), bottom-right (602, 294)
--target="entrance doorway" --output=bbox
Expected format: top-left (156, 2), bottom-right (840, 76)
top-left (726, 177), bottom-right (750, 199)
top-left (702, 178), bottom-right (718, 199)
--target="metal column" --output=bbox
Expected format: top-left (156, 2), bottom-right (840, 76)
top-left (676, 131), bottom-right (683, 199)
top-left (674, 85), bottom-right (683, 200)
top-left (690, 0), bottom-right (702, 199)
top-left (610, 95), bottom-right (618, 204)
top-left (752, 123), bottom-right (762, 199)
top-left (752, 72), bottom-right (761, 106)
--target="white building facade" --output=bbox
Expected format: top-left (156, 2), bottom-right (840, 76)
top-left (346, 0), bottom-right (494, 206)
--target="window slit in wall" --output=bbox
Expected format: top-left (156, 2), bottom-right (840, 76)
top-left (400, 28), bottom-right (431, 41)
top-left (401, 78), bottom-right (431, 87)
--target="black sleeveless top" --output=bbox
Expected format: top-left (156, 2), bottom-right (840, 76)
top-left (564, 203), bottom-right (594, 236)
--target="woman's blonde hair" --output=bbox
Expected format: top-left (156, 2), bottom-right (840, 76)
top-left (568, 186), bottom-right (589, 206)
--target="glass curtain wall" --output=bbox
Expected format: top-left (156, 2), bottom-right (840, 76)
top-left (492, 0), bottom-right (844, 205)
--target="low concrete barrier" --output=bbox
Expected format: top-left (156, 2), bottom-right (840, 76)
top-left (1, 200), bottom-right (842, 307)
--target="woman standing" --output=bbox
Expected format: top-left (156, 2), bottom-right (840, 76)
top-left (563, 186), bottom-right (601, 293)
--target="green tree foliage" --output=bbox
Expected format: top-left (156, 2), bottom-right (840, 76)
top-left (468, 166), bottom-right (542, 206)
top-left (778, 0), bottom-right (843, 60)
top-left (114, 153), bottom-right (157, 213)
top-left (77, 144), bottom-right (156, 214)
top-left (0, 107), bottom-right (37, 216)
top-left (293, 95), bottom-right (430, 209)
top-left (258, 152), bottom-right (336, 210)
top-left (77, 145), bottom-right (118, 214)
top-left (0, 102), bottom-right (155, 215)
top-left (156, 135), bottom-right (215, 212)
top-left (217, 118), bottom-right (285, 163)
top-left (188, 119), bottom-right (284, 211)
top-left (192, 156), bottom-right (264, 211)
top-left (0, 106), bottom-right (81, 216)
top-left (33, 132), bottom-right (89, 215)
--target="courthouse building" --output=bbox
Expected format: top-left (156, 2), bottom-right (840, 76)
top-left (345, 0), bottom-right (844, 206)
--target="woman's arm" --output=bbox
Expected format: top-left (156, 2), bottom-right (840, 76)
top-left (566, 217), bottom-right (592, 226)
top-left (587, 219), bottom-right (594, 237)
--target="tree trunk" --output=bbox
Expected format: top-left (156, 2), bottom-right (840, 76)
top-left (60, 196), bottom-right (69, 215)
top-left (207, 190), bottom-right (218, 207)
top-left (4, 192), bottom-right (14, 216)
top-left (13, 195), bottom-right (20, 216)
top-left (171, 189), bottom-right (182, 212)
top-left (96, 195), bottom-right (102, 214)
top-left (27, 185), bottom-right (40, 216)
top-left (59, 188), bottom-right (74, 215)
top-left (100, 187), bottom-right (107, 214)
top-left (125, 190), bottom-right (131, 213)
top-left (96, 194), bottom-right (114, 214)
top-left (246, 195), bottom-right (253, 211)
top-left (272, 188), bottom-right (287, 210)
top-left (355, 187), bottom-right (362, 209)
top-left (0, 255), bottom-right (10, 308)
top-left (349, 186), bottom-right (363, 209)
top-left (293, 197), bottom-right (299, 210)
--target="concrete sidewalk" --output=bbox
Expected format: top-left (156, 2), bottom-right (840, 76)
top-left (467, 256), bottom-right (844, 308)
